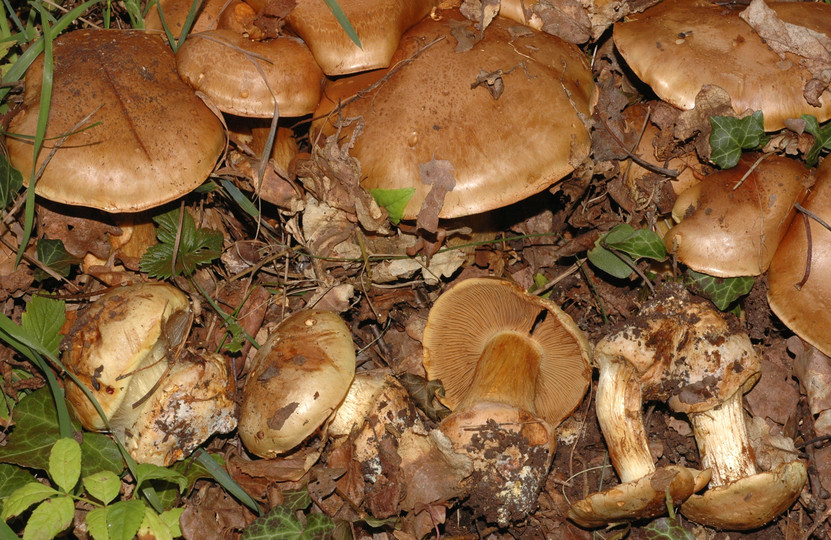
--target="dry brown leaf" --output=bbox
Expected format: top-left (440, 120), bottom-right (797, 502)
top-left (740, 0), bottom-right (831, 106)
top-left (673, 85), bottom-right (738, 161)
top-left (530, 0), bottom-right (592, 44)
top-left (790, 337), bottom-right (831, 437)
top-left (460, 0), bottom-right (500, 32)
top-left (416, 158), bottom-right (456, 236)
top-left (180, 484), bottom-right (255, 540)
top-left (37, 203), bottom-right (119, 259)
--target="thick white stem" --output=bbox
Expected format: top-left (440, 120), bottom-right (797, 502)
top-left (690, 391), bottom-right (756, 487)
top-left (596, 356), bottom-right (655, 483)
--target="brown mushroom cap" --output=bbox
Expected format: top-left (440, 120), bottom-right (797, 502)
top-left (176, 29), bottom-right (324, 118)
top-left (422, 277), bottom-right (591, 428)
top-left (62, 282), bottom-right (191, 432)
top-left (144, 0), bottom-right (226, 34)
top-left (6, 30), bottom-right (224, 212)
top-left (768, 157), bottom-right (831, 357)
top-left (286, 0), bottom-right (437, 76)
top-left (613, 0), bottom-right (831, 131)
top-left (681, 461), bottom-right (807, 530)
top-left (238, 310), bottom-right (356, 458)
top-left (664, 153), bottom-right (811, 277)
top-left (313, 12), bottom-right (596, 220)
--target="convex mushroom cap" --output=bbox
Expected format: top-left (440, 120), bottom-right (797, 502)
top-left (62, 282), bottom-right (237, 466)
top-left (286, 0), bottom-right (438, 75)
top-left (313, 11), bottom-right (596, 220)
top-left (613, 0), bottom-right (831, 131)
top-left (177, 29), bottom-right (324, 118)
top-left (423, 277), bottom-right (592, 525)
top-left (769, 157), bottom-right (831, 357)
top-left (6, 30), bottom-right (224, 212)
top-left (664, 153), bottom-right (811, 277)
top-left (238, 310), bottom-right (356, 458)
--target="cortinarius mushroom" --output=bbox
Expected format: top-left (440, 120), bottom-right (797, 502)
top-left (422, 277), bottom-right (592, 525)
top-left (238, 310), bottom-right (356, 458)
top-left (62, 282), bottom-right (237, 466)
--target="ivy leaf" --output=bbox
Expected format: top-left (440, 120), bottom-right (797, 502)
top-left (588, 224), bottom-right (666, 279)
top-left (282, 489), bottom-right (311, 513)
top-left (139, 208), bottom-right (223, 279)
top-left (709, 111), bottom-right (768, 169)
top-left (802, 114), bottom-right (831, 167)
top-left (35, 238), bottom-right (79, 280)
top-left (643, 516), bottom-right (695, 539)
top-left (301, 513), bottom-right (335, 539)
top-left (19, 295), bottom-right (65, 357)
top-left (241, 505), bottom-right (310, 540)
top-left (0, 463), bottom-right (36, 500)
top-left (686, 270), bottom-right (754, 310)
top-left (370, 187), bottom-right (414, 225)
top-left (48, 438), bottom-right (81, 493)
top-left (23, 495), bottom-right (74, 540)
top-left (0, 154), bottom-right (23, 209)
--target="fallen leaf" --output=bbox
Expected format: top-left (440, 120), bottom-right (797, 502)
top-left (416, 158), bottom-right (456, 236)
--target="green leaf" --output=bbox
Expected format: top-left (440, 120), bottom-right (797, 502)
top-left (160, 508), bottom-right (183, 537)
top-left (78, 433), bottom-right (123, 479)
top-left (709, 111), bottom-right (768, 169)
top-left (282, 490), bottom-right (310, 513)
top-left (370, 188), bottom-right (414, 225)
top-left (194, 450), bottom-right (260, 515)
top-left (35, 238), bottom-right (79, 280)
top-left (588, 224), bottom-right (667, 279)
top-left (529, 273), bottom-right (552, 299)
top-left (0, 463), bottom-right (36, 500)
top-left (82, 471), bottom-right (121, 505)
top-left (48, 438), bottom-right (81, 493)
top-left (300, 513), bottom-right (335, 540)
top-left (606, 227), bottom-right (667, 261)
top-left (105, 500), bottom-right (145, 540)
top-left (139, 208), bottom-right (223, 278)
top-left (685, 270), bottom-right (755, 311)
top-left (19, 295), bottom-right (65, 357)
top-left (802, 114), bottom-right (831, 167)
top-left (241, 505), bottom-right (303, 540)
top-left (1, 482), bottom-right (59, 520)
top-left (23, 495), bottom-right (74, 540)
top-left (86, 507), bottom-right (109, 540)
top-left (0, 154), bottom-right (23, 209)
top-left (643, 516), bottom-right (695, 540)
top-left (137, 506), bottom-right (173, 540)
top-left (134, 463), bottom-right (188, 494)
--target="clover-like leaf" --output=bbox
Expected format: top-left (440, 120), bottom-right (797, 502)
top-left (370, 187), bottom-right (415, 225)
top-left (709, 111), bottom-right (768, 169)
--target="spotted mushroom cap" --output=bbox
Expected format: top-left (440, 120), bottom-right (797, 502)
top-left (6, 30), bottom-right (224, 212)
top-left (613, 0), bottom-right (831, 131)
top-left (313, 11), bottom-right (596, 220)
top-left (422, 277), bottom-right (591, 428)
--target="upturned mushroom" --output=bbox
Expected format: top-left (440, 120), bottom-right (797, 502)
top-left (313, 10), bottom-right (596, 220)
top-left (613, 0), bottom-right (831, 131)
top-left (664, 153), bottom-right (811, 277)
top-left (238, 309), bottom-right (356, 459)
top-left (422, 277), bottom-right (592, 525)
top-left (62, 282), bottom-right (237, 466)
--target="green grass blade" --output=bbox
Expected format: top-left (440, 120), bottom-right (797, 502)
top-left (175, 0), bottom-right (203, 50)
top-left (195, 450), bottom-right (261, 515)
top-left (323, 0), bottom-right (362, 49)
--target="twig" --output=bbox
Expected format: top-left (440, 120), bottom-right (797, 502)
top-left (732, 152), bottom-right (771, 190)
top-left (597, 112), bottom-right (679, 178)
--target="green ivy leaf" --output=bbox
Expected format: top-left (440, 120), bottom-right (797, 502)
top-left (370, 188), bottom-right (415, 225)
top-left (23, 495), bottom-right (74, 540)
top-left (588, 224), bottom-right (666, 279)
top-left (643, 516), bottom-right (695, 540)
top-left (0, 154), bottom-right (23, 209)
top-left (105, 500), bottom-right (145, 540)
top-left (83, 471), bottom-right (121, 505)
top-left (607, 227), bottom-right (668, 261)
top-left (241, 505), bottom-right (304, 540)
top-left (709, 111), bottom-right (768, 169)
top-left (1, 482), bottom-right (59, 521)
top-left (301, 513), bottom-right (335, 540)
top-left (86, 506), bottom-right (109, 540)
top-left (0, 463), bottom-right (36, 500)
top-left (282, 490), bottom-right (311, 513)
top-left (139, 208), bottom-right (223, 279)
top-left (686, 270), bottom-right (754, 310)
top-left (19, 295), bottom-right (65, 358)
top-left (35, 238), bottom-right (79, 280)
top-left (134, 463), bottom-right (188, 494)
top-left (802, 114), bottom-right (831, 167)
top-left (48, 438), bottom-right (81, 493)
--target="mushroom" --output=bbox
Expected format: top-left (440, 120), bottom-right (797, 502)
top-left (663, 153), bottom-right (811, 277)
top-left (313, 10), bottom-right (596, 220)
top-left (62, 282), bottom-right (237, 466)
top-left (422, 277), bottom-right (592, 525)
top-left (238, 309), bottom-right (356, 459)
top-left (613, 0), bottom-right (831, 131)
top-left (6, 29), bottom-right (224, 213)
top-left (768, 156), bottom-right (831, 357)
top-left (286, 0), bottom-right (438, 76)
top-left (176, 29), bottom-right (324, 118)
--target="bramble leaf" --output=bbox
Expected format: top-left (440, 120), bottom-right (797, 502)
top-left (83, 471), bottom-right (121, 505)
top-left (105, 500), bottom-right (145, 540)
top-left (709, 111), bottom-right (768, 169)
top-left (370, 187), bottom-right (415, 225)
top-left (1, 482), bottom-right (59, 521)
top-left (23, 495), bottom-right (74, 540)
top-left (48, 438), bottom-right (81, 493)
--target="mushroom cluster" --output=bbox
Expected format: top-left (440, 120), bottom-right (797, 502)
top-left (422, 277), bottom-right (592, 525)
top-left (62, 282), bottom-right (237, 466)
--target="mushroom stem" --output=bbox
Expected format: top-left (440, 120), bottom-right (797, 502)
top-left (690, 390), bottom-right (757, 487)
top-left (457, 331), bottom-right (541, 414)
top-left (595, 355), bottom-right (655, 483)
